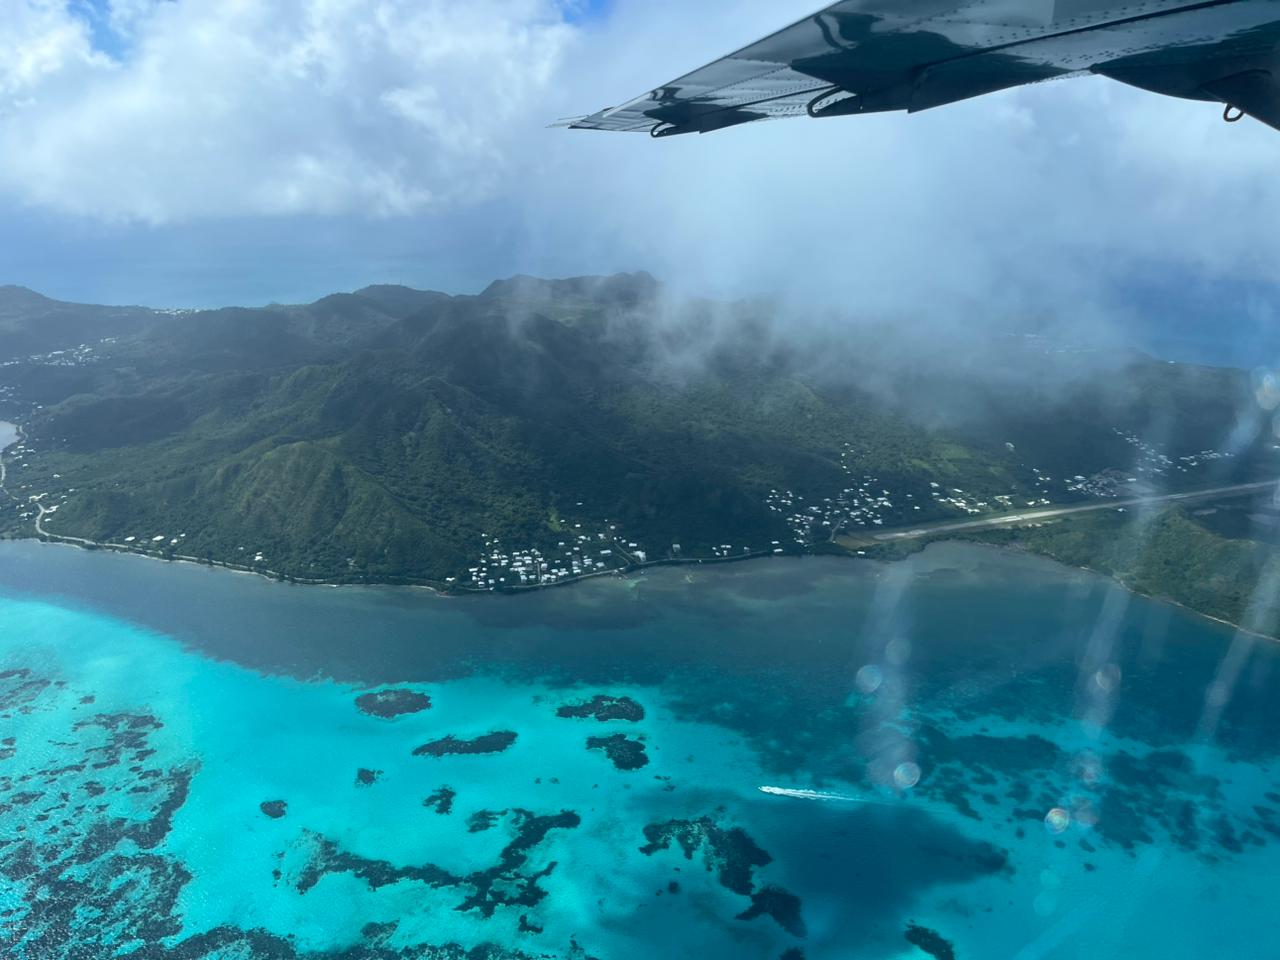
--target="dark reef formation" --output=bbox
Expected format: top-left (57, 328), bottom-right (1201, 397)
top-left (423, 785), bottom-right (456, 815)
top-left (905, 923), bottom-right (956, 960)
top-left (354, 687), bottom-right (432, 719)
top-left (7, 628), bottom-right (1276, 960)
top-left (639, 816), bottom-right (805, 938)
top-left (640, 817), bottom-right (770, 895)
top-left (0, 665), bottom-right (595, 960)
top-left (586, 733), bottom-right (649, 770)
top-left (413, 731), bottom-right (517, 757)
top-left (259, 800), bottom-right (287, 819)
top-left (355, 767), bottom-right (381, 786)
top-left (0, 670), bottom-right (198, 953)
top-left (915, 721), bottom-right (1275, 859)
top-left (0, 666), bottom-right (51, 712)
top-left (295, 808), bottom-right (581, 917)
top-left (468, 809), bottom-right (502, 833)
top-left (555, 694), bottom-right (644, 723)
top-left (737, 885), bottom-right (807, 938)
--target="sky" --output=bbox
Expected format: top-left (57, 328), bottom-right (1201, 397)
top-left (1, 0), bottom-right (1279, 366)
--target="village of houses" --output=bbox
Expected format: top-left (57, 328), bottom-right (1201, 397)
top-left (453, 435), bottom-right (1237, 591)
top-left (0, 338), bottom-right (115, 371)
top-left (0, 415), bottom-right (1241, 592)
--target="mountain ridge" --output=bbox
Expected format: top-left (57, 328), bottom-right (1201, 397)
top-left (0, 274), bottom-right (1274, 628)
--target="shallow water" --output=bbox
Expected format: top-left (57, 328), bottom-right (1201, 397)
top-left (0, 540), bottom-right (1276, 959)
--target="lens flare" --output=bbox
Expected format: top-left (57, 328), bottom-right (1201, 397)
top-left (855, 664), bottom-right (883, 693)
top-left (893, 761), bottom-right (921, 789)
top-left (885, 637), bottom-right (912, 666)
top-left (1075, 751), bottom-right (1102, 784)
top-left (1044, 807), bottom-right (1070, 834)
top-left (1094, 663), bottom-right (1121, 693)
top-left (1072, 798), bottom-right (1099, 828)
top-left (1033, 891), bottom-right (1059, 917)
top-left (1254, 368), bottom-right (1280, 410)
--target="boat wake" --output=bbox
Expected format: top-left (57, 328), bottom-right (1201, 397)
top-left (758, 785), bottom-right (868, 802)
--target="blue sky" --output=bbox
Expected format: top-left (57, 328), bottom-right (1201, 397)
top-left (2, 0), bottom-right (1279, 368)
top-left (564, 0), bottom-right (613, 23)
top-left (66, 0), bottom-right (128, 57)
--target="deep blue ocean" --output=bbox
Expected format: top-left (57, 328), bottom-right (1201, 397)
top-left (0, 539), bottom-right (1277, 959)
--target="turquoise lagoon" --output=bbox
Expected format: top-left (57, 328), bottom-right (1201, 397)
top-left (0, 539), bottom-right (1277, 959)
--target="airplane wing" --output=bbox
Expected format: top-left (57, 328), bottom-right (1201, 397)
top-left (566, 0), bottom-right (1280, 137)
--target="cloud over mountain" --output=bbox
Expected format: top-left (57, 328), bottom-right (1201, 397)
top-left (1, 0), bottom-right (1279, 360)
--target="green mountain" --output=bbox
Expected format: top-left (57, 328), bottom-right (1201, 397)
top-left (0, 285), bottom-right (159, 359)
top-left (0, 275), bottom-right (1275, 620)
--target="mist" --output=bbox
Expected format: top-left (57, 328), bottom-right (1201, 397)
top-left (2, 1), bottom-right (1280, 372)
top-left (3, 0), bottom-right (1279, 544)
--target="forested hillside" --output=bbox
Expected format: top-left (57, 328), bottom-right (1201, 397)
top-left (0, 274), bottom-right (1273, 594)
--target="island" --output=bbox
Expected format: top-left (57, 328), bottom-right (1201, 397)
top-left (1, 274), bottom-right (1275, 638)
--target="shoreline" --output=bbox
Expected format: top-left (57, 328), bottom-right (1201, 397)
top-left (963, 539), bottom-right (1278, 644)
top-left (3, 528), bottom-right (1274, 645)
top-left (0, 414), bottom-right (785, 597)
top-left (0, 417), bottom-right (776, 597)
top-left (0, 529), bottom-right (779, 598)
top-left (2, 416), bottom-right (1272, 639)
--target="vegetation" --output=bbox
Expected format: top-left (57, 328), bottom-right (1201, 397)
top-left (971, 503), bottom-right (1280, 635)
top-left (864, 491), bottom-right (1280, 636)
top-left (0, 274), bottom-right (1275, 630)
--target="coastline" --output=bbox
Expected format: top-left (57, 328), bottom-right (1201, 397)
top-left (0, 418), bottom-right (775, 597)
top-left (2, 526), bottom-right (1273, 645)
top-left (3, 416), bottom-right (1272, 639)
top-left (952, 539), bottom-right (1279, 644)
top-left (0, 528), bottom-right (778, 596)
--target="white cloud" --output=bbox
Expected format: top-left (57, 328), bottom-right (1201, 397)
top-left (515, 0), bottom-right (1280, 327)
top-left (0, 0), bottom-right (575, 221)
top-left (1, 0), bottom-right (1279, 340)
top-left (0, 1), bottom-right (102, 103)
